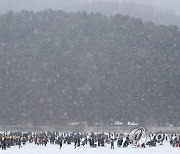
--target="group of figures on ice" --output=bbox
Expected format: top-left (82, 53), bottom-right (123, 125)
top-left (0, 128), bottom-right (180, 150)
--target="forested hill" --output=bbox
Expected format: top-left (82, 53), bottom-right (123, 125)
top-left (0, 10), bottom-right (179, 126)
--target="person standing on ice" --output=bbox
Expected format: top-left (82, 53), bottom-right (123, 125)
top-left (2, 137), bottom-right (7, 150)
top-left (59, 140), bottom-right (62, 149)
top-left (74, 137), bottom-right (77, 149)
top-left (117, 136), bottom-right (123, 147)
top-left (123, 136), bottom-right (130, 147)
top-left (18, 137), bottom-right (22, 149)
top-left (110, 138), bottom-right (114, 149)
top-left (44, 138), bottom-right (48, 146)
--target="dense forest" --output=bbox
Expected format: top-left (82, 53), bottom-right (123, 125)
top-left (0, 10), bottom-right (179, 126)
top-left (1, 1), bottom-right (180, 27)
top-left (79, 1), bottom-right (180, 27)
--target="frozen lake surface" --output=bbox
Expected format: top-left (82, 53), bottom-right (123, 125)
top-left (1, 142), bottom-right (179, 154)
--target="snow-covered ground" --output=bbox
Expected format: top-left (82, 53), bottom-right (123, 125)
top-left (1, 142), bottom-right (179, 154)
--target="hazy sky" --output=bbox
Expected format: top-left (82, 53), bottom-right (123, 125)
top-left (120, 0), bottom-right (180, 14)
top-left (0, 0), bottom-right (180, 15)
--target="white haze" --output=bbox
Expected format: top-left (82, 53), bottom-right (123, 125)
top-left (0, 0), bottom-right (180, 15)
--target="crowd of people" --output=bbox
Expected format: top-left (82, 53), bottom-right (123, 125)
top-left (0, 130), bottom-right (180, 150)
